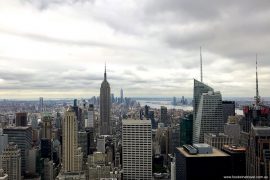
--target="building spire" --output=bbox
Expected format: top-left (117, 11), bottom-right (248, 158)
top-left (255, 54), bottom-right (260, 105)
top-left (104, 62), bottom-right (107, 80)
top-left (200, 47), bottom-right (203, 82)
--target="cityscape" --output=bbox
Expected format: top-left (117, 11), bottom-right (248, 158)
top-left (1, 1), bottom-right (270, 180)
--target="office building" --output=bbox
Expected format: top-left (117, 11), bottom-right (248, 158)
top-left (120, 88), bottom-right (124, 103)
top-left (41, 115), bottom-right (52, 139)
top-left (15, 112), bottom-right (27, 127)
top-left (39, 97), bottom-right (44, 112)
top-left (41, 139), bottom-right (52, 160)
top-left (85, 104), bottom-right (94, 128)
top-left (193, 79), bottom-right (213, 126)
top-left (0, 142), bottom-right (21, 180)
top-left (179, 114), bottom-right (193, 146)
top-left (193, 91), bottom-right (223, 143)
top-left (204, 133), bottom-right (233, 150)
top-left (222, 101), bottom-right (235, 123)
top-left (176, 144), bottom-right (231, 180)
top-left (247, 125), bottom-right (270, 177)
top-left (224, 116), bottom-right (241, 144)
top-left (78, 131), bottom-right (87, 158)
top-left (3, 126), bottom-right (32, 175)
top-left (0, 129), bottom-right (8, 155)
top-left (97, 136), bottom-right (105, 153)
top-left (222, 145), bottom-right (246, 176)
top-left (160, 106), bottom-right (168, 125)
top-left (122, 119), bottom-right (152, 180)
top-left (100, 65), bottom-right (111, 135)
top-left (62, 107), bottom-right (83, 173)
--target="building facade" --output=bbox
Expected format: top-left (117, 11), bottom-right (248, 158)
top-left (100, 66), bottom-right (111, 135)
top-left (122, 119), bottom-right (152, 180)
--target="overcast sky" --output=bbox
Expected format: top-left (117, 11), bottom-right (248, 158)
top-left (0, 0), bottom-right (270, 99)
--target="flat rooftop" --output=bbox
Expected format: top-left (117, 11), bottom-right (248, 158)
top-left (122, 119), bottom-right (151, 125)
top-left (177, 147), bottom-right (229, 158)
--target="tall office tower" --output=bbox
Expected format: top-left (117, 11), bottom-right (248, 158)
top-left (160, 106), bottom-right (168, 126)
top-left (41, 139), bottom-right (53, 160)
top-left (85, 104), bottom-right (94, 128)
top-left (0, 142), bottom-right (21, 180)
top-left (224, 116), bottom-right (241, 144)
top-left (100, 65), bottom-right (111, 135)
top-left (15, 112), bottom-right (27, 127)
top-left (73, 99), bottom-right (83, 131)
top-left (193, 91), bottom-right (223, 143)
top-left (120, 88), bottom-right (124, 103)
top-left (0, 169), bottom-right (8, 180)
top-left (222, 145), bottom-right (246, 176)
top-left (0, 129), bottom-right (8, 155)
top-left (144, 105), bottom-right (150, 119)
top-left (170, 125), bottom-right (180, 154)
top-left (176, 144), bottom-right (231, 180)
top-left (172, 96), bottom-right (177, 106)
top-left (78, 131), bottom-right (87, 158)
top-left (222, 101), bottom-right (235, 123)
top-left (193, 79), bottom-right (213, 124)
top-left (39, 97), bottom-right (44, 112)
top-left (247, 125), bottom-right (270, 177)
top-left (122, 119), bottom-right (152, 180)
top-left (41, 115), bottom-right (52, 139)
top-left (3, 126), bottom-right (32, 175)
top-left (204, 133), bottom-right (233, 150)
top-left (62, 107), bottom-right (83, 172)
top-left (55, 112), bottom-right (61, 129)
top-left (179, 114), bottom-right (193, 146)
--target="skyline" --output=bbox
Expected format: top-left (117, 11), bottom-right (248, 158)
top-left (1, 1), bottom-right (270, 98)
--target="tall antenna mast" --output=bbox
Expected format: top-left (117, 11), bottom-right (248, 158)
top-left (200, 47), bottom-right (203, 82)
top-left (255, 54), bottom-right (260, 105)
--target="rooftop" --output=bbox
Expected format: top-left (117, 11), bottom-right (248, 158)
top-left (122, 119), bottom-right (151, 125)
top-left (177, 147), bottom-right (229, 158)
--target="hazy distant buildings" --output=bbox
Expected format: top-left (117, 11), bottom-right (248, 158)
top-left (176, 144), bottom-right (231, 180)
top-left (39, 97), bottom-right (44, 112)
top-left (0, 142), bottom-right (21, 180)
top-left (193, 91), bottom-right (224, 143)
top-left (120, 88), bottom-right (124, 103)
top-left (62, 107), bottom-right (83, 173)
top-left (100, 66), bottom-right (111, 135)
top-left (122, 119), bottom-right (152, 180)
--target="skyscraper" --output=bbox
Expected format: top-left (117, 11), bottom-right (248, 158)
top-left (0, 129), bottom-right (8, 155)
top-left (3, 126), bottom-right (32, 175)
top-left (39, 97), bottom-right (44, 112)
top-left (41, 115), bottom-right (52, 139)
top-left (222, 101), bottom-right (235, 123)
top-left (120, 88), bottom-right (124, 103)
top-left (122, 119), bottom-right (152, 180)
top-left (160, 106), bottom-right (168, 126)
top-left (62, 107), bottom-right (83, 173)
top-left (193, 79), bottom-right (213, 123)
top-left (15, 112), bottom-right (27, 127)
top-left (100, 65), bottom-right (111, 135)
top-left (180, 114), bottom-right (193, 146)
top-left (0, 142), bottom-right (21, 180)
top-left (193, 91), bottom-right (224, 143)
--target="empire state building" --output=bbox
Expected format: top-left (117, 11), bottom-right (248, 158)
top-left (100, 65), bottom-right (111, 135)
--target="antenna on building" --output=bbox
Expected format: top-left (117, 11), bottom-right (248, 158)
top-left (104, 62), bottom-right (107, 80)
top-left (200, 47), bottom-right (203, 82)
top-left (255, 54), bottom-right (260, 105)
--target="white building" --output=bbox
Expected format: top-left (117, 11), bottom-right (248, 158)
top-left (193, 91), bottom-right (224, 143)
top-left (122, 119), bottom-right (152, 180)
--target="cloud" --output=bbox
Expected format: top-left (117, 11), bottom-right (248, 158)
top-left (0, 0), bottom-right (270, 98)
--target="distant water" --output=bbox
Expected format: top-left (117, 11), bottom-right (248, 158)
top-left (137, 100), bottom-right (193, 111)
top-left (137, 100), bottom-right (243, 115)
